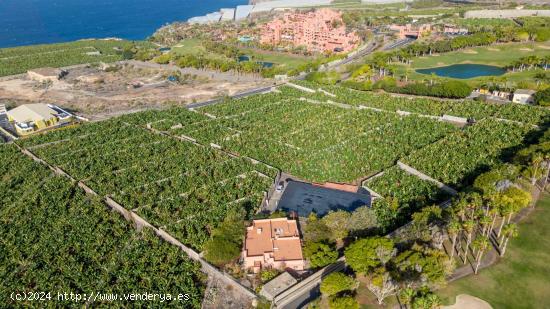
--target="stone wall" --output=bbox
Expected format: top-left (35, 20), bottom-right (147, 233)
top-left (465, 9), bottom-right (550, 18)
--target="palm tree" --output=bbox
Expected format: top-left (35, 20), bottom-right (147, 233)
top-left (447, 219), bottom-right (461, 260)
top-left (529, 153), bottom-right (544, 185)
top-left (454, 199), bottom-right (467, 222)
top-left (500, 223), bottom-right (519, 257)
top-left (496, 203), bottom-right (513, 238)
top-left (479, 215), bottom-right (492, 237)
top-left (398, 287), bottom-right (416, 309)
top-left (543, 55), bottom-right (550, 71)
top-left (472, 236), bottom-right (489, 274)
top-left (462, 220), bottom-right (475, 264)
top-left (487, 200), bottom-right (499, 236)
top-left (425, 293), bottom-right (442, 309)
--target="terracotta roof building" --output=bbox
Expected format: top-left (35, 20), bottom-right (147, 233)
top-left (389, 23), bottom-right (432, 39)
top-left (242, 218), bottom-right (305, 273)
top-left (260, 8), bottom-right (360, 53)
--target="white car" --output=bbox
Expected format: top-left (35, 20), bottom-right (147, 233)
top-left (275, 182), bottom-right (285, 192)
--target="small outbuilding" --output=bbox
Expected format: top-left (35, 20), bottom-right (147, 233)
top-left (259, 271), bottom-right (297, 301)
top-left (27, 67), bottom-right (67, 83)
top-left (512, 89), bottom-right (536, 104)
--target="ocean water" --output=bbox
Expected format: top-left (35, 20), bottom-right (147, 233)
top-left (0, 0), bottom-right (246, 48)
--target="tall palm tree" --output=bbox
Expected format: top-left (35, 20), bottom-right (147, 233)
top-left (472, 236), bottom-right (490, 274)
top-left (462, 220), bottom-right (475, 265)
top-left (500, 223), bottom-right (519, 257)
top-left (487, 202), bottom-right (499, 236)
top-left (447, 219), bottom-right (461, 260)
top-left (496, 203), bottom-right (513, 238)
top-left (529, 153), bottom-right (544, 185)
top-left (479, 215), bottom-right (492, 237)
top-left (454, 199), bottom-right (467, 222)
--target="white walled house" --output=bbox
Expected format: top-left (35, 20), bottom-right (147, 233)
top-left (512, 89), bottom-right (536, 104)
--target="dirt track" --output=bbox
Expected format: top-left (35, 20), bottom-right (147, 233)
top-left (0, 62), bottom-right (271, 120)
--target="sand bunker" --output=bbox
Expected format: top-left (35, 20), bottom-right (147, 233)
top-left (462, 49), bottom-right (478, 54)
top-left (487, 47), bottom-right (500, 51)
top-left (443, 294), bottom-right (493, 309)
top-left (537, 45), bottom-right (550, 50)
top-left (520, 48), bottom-right (534, 52)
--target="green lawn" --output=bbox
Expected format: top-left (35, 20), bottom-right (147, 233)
top-left (437, 193), bottom-right (550, 309)
top-left (409, 41), bottom-right (550, 69)
top-left (171, 38), bottom-right (205, 56)
top-left (239, 47), bottom-right (311, 68)
top-left (392, 41), bottom-right (550, 84)
top-left (171, 38), bottom-right (310, 69)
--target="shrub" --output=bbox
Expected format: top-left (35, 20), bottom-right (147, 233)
top-left (260, 269), bottom-right (279, 283)
top-left (383, 80), bottom-right (472, 99)
top-left (203, 209), bottom-right (245, 267)
top-left (306, 71), bottom-right (340, 85)
top-left (320, 272), bottom-right (358, 296)
top-left (535, 88), bottom-right (550, 106)
top-left (329, 295), bottom-right (359, 309)
top-left (303, 241), bottom-right (338, 268)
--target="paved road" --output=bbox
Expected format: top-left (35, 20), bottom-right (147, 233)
top-left (273, 259), bottom-right (346, 309)
top-left (383, 37), bottom-right (416, 51)
top-left (336, 42), bottom-right (379, 67)
top-left (186, 85), bottom-right (275, 109)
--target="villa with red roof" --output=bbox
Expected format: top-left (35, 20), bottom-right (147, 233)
top-left (242, 218), bottom-right (305, 273)
top-left (259, 8), bottom-right (360, 53)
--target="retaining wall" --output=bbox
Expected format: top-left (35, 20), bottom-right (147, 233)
top-left (465, 9), bottom-right (550, 18)
top-left (397, 161), bottom-right (458, 196)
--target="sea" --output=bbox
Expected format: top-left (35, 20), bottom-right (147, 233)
top-left (0, 0), bottom-right (247, 48)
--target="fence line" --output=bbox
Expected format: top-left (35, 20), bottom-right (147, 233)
top-left (15, 143), bottom-right (258, 302)
top-left (397, 161), bottom-right (458, 196)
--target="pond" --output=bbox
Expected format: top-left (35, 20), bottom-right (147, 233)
top-left (416, 64), bottom-right (506, 79)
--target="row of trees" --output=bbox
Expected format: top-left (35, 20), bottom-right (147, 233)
top-left (322, 126), bottom-right (550, 306)
top-left (303, 207), bottom-right (379, 269)
top-left (383, 80), bottom-right (473, 99)
top-left (343, 234), bottom-right (453, 306)
top-left (507, 55), bottom-right (550, 72)
top-left (444, 126), bottom-right (550, 274)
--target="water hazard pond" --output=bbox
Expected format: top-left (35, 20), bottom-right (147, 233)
top-left (416, 64), bottom-right (506, 79)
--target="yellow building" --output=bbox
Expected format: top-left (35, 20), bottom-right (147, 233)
top-left (6, 104), bottom-right (72, 136)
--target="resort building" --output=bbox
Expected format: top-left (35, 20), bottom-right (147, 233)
top-left (389, 24), bottom-right (432, 39)
top-left (6, 103), bottom-right (72, 136)
top-left (27, 68), bottom-right (67, 83)
top-left (512, 89), bottom-right (536, 104)
top-left (242, 218), bottom-right (305, 273)
top-left (259, 8), bottom-right (360, 53)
